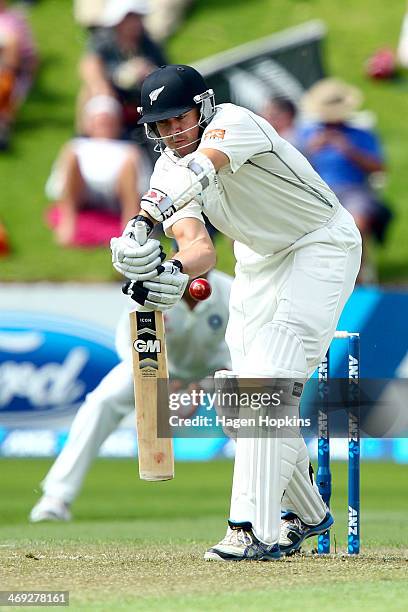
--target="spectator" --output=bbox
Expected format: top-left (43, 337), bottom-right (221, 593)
top-left (145, 0), bottom-right (194, 43)
top-left (74, 0), bottom-right (106, 29)
top-left (261, 96), bottom-right (298, 145)
top-left (0, 0), bottom-right (38, 149)
top-left (46, 95), bottom-right (148, 247)
top-left (297, 78), bottom-right (390, 282)
top-left (74, 0), bottom-right (193, 43)
top-left (78, 0), bottom-right (167, 148)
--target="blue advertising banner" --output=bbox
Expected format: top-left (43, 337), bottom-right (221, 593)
top-left (0, 312), bottom-right (118, 427)
top-left (0, 284), bottom-right (407, 460)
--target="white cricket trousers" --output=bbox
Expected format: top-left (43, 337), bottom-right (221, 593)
top-left (42, 361), bottom-right (134, 503)
top-left (226, 207), bottom-right (362, 544)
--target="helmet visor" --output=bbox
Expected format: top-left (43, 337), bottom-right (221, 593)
top-left (137, 103), bottom-right (195, 125)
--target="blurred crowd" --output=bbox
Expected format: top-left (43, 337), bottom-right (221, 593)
top-left (0, 0), bottom-right (192, 248)
top-left (1, 0), bottom-right (403, 282)
top-left (50, 0), bottom-right (194, 247)
top-left (0, 0), bottom-right (38, 149)
top-left (48, 0), bottom-right (170, 247)
top-left (264, 79), bottom-right (392, 284)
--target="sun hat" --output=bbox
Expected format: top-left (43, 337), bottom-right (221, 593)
top-left (302, 78), bottom-right (363, 122)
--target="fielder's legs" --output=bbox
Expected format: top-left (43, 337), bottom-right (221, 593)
top-left (30, 361), bottom-right (134, 521)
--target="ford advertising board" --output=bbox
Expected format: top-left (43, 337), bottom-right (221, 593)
top-left (0, 312), bottom-right (119, 427)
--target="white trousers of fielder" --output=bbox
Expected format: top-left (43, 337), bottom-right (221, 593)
top-left (226, 207), bottom-right (362, 545)
top-left (41, 361), bottom-right (134, 503)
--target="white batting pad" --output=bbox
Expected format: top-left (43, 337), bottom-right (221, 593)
top-left (230, 436), bottom-right (301, 544)
top-left (228, 322), bottom-right (328, 541)
top-left (282, 438), bottom-right (327, 525)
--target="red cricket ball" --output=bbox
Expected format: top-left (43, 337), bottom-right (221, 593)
top-left (189, 278), bottom-right (212, 301)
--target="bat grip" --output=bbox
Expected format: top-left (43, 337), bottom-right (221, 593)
top-left (133, 221), bottom-right (148, 246)
top-left (132, 213), bottom-right (155, 243)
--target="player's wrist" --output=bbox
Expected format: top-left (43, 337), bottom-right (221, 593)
top-left (167, 258), bottom-right (184, 273)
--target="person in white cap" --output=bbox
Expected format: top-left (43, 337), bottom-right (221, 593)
top-left (79, 0), bottom-right (167, 145)
top-left (45, 95), bottom-right (148, 246)
top-left (110, 64), bottom-right (362, 560)
top-left (74, 1), bottom-right (194, 43)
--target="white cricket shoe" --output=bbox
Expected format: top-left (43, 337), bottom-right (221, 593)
top-left (29, 496), bottom-right (72, 523)
top-left (204, 521), bottom-right (281, 561)
top-left (279, 511), bottom-right (334, 555)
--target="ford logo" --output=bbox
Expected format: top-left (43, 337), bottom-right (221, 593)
top-left (0, 312), bottom-right (119, 426)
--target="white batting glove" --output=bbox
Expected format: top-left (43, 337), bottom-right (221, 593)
top-left (110, 235), bottom-right (165, 281)
top-left (122, 260), bottom-right (189, 312)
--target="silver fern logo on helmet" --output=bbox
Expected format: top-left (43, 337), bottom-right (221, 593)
top-left (149, 86), bottom-right (165, 105)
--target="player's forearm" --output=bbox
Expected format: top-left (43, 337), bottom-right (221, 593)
top-left (173, 237), bottom-right (216, 278)
top-left (170, 218), bottom-right (216, 277)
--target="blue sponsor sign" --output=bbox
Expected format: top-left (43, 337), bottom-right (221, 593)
top-left (0, 312), bottom-right (119, 426)
top-left (0, 285), bottom-right (407, 461)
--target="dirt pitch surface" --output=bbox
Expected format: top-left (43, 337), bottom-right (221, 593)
top-left (1, 459), bottom-right (407, 610)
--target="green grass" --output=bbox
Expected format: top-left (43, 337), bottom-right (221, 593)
top-left (0, 459), bottom-right (407, 610)
top-left (1, 0), bottom-right (407, 281)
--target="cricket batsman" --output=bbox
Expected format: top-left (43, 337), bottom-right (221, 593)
top-left (30, 270), bottom-right (232, 522)
top-left (109, 64), bottom-right (362, 560)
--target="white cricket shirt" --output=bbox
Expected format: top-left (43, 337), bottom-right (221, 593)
top-left (154, 103), bottom-right (341, 256)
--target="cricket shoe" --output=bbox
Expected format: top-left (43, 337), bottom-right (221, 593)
top-left (29, 496), bottom-right (72, 523)
top-left (279, 511), bottom-right (334, 555)
top-left (204, 521), bottom-right (281, 561)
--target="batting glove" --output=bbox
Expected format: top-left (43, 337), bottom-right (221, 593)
top-left (122, 260), bottom-right (189, 312)
top-left (110, 235), bottom-right (166, 281)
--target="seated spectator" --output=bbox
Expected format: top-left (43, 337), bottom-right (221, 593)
top-left (0, 0), bottom-right (38, 149)
top-left (78, 0), bottom-right (167, 149)
top-left (297, 78), bottom-right (392, 282)
top-left (261, 96), bottom-right (298, 145)
top-left (45, 95), bottom-right (149, 247)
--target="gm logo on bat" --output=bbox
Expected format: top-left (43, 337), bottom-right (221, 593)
top-left (133, 339), bottom-right (161, 353)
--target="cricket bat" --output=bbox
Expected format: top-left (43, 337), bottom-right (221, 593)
top-left (129, 220), bottom-right (174, 481)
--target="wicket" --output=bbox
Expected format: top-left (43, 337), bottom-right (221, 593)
top-left (316, 331), bottom-right (361, 555)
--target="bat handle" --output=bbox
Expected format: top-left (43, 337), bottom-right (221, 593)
top-left (133, 220), bottom-right (148, 246)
